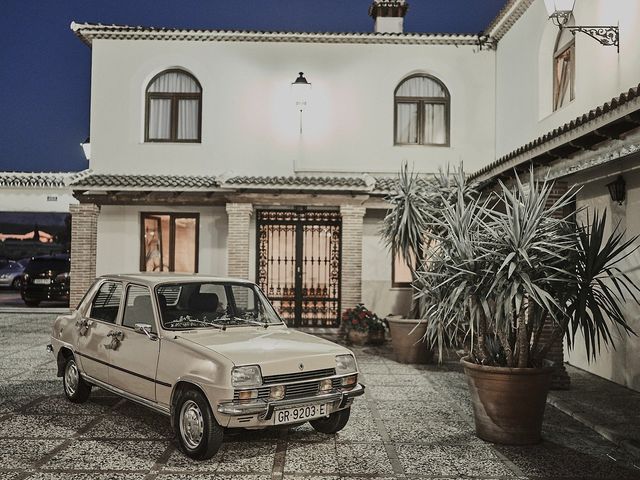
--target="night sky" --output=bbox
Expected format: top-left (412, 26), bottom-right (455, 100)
top-left (0, 0), bottom-right (506, 173)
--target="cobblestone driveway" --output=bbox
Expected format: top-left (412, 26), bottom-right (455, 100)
top-left (0, 313), bottom-right (638, 479)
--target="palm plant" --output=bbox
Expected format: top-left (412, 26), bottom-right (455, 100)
top-left (418, 168), bottom-right (639, 367)
top-left (381, 161), bottom-right (475, 318)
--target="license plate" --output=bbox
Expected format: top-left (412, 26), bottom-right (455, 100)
top-left (33, 279), bottom-right (51, 285)
top-left (274, 404), bottom-right (328, 425)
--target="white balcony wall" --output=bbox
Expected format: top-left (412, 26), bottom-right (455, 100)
top-left (495, 0), bottom-right (640, 159)
top-left (88, 39), bottom-right (495, 176)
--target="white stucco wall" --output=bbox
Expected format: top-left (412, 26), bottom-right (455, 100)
top-left (565, 157), bottom-right (640, 392)
top-left (495, 0), bottom-right (640, 159)
top-left (361, 211), bottom-right (411, 317)
top-left (88, 39), bottom-right (495, 177)
top-left (0, 187), bottom-right (77, 212)
top-left (96, 205), bottom-right (228, 277)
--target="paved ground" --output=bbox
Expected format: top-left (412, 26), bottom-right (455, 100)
top-left (1, 313), bottom-right (639, 480)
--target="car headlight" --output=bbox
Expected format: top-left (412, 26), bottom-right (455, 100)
top-left (335, 354), bottom-right (357, 375)
top-left (0, 274), bottom-right (7, 279)
top-left (231, 365), bottom-right (263, 388)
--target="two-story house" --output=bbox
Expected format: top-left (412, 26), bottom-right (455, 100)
top-left (6, 0), bottom-right (638, 390)
top-left (67, 1), bottom-right (496, 330)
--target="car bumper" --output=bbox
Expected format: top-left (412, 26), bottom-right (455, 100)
top-left (22, 284), bottom-right (69, 301)
top-left (217, 383), bottom-right (365, 426)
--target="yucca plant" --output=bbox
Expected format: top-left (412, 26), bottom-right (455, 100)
top-left (419, 168), bottom-right (639, 367)
top-left (381, 161), bottom-right (476, 319)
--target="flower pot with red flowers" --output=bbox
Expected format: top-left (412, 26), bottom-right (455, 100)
top-left (342, 304), bottom-right (387, 346)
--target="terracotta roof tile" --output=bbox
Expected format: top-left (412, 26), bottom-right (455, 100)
top-left (223, 175), bottom-right (369, 189)
top-left (470, 82), bottom-right (640, 181)
top-left (70, 22), bottom-right (482, 47)
top-left (71, 173), bottom-right (220, 190)
top-left (0, 172), bottom-right (72, 188)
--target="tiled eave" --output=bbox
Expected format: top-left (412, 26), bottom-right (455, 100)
top-left (485, 0), bottom-right (535, 41)
top-left (70, 172), bottom-right (432, 201)
top-left (0, 172), bottom-right (74, 189)
top-left (70, 173), bottom-right (221, 191)
top-left (470, 83), bottom-right (640, 184)
top-left (70, 22), bottom-right (483, 47)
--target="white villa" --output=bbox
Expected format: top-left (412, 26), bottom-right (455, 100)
top-left (2, 0), bottom-right (640, 392)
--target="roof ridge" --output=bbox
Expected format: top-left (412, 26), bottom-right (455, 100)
top-left (70, 21), bottom-right (483, 47)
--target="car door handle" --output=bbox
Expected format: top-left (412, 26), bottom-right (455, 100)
top-left (75, 318), bottom-right (93, 336)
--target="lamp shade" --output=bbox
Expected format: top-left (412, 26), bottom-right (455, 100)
top-left (291, 72), bottom-right (311, 111)
top-left (543, 0), bottom-right (575, 16)
top-left (606, 175), bottom-right (626, 205)
top-left (80, 137), bottom-right (91, 161)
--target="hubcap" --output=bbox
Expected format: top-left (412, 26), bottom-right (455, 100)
top-left (64, 359), bottom-right (79, 396)
top-left (180, 400), bottom-right (204, 450)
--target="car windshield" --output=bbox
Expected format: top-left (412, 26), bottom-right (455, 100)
top-left (156, 282), bottom-right (283, 330)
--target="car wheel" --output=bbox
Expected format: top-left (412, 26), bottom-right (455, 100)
top-left (175, 389), bottom-right (223, 460)
top-left (309, 407), bottom-right (351, 434)
top-left (63, 356), bottom-right (91, 403)
top-left (24, 300), bottom-right (40, 307)
top-left (11, 277), bottom-right (21, 290)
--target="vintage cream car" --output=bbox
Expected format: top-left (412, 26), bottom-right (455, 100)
top-left (49, 274), bottom-right (364, 459)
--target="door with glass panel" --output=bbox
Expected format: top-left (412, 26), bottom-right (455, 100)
top-left (256, 209), bottom-right (341, 328)
top-left (141, 213), bottom-right (198, 273)
top-left (109, 284), bottom-right (160, 401)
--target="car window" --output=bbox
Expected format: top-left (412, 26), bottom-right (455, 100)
top-left (89, 281), bottom-right (123, 324)
top-left (122, 284), bottom-right (156, 332)
top-left (156, 282), bottom-right (282, 329)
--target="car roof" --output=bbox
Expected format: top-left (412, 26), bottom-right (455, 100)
top-left (97, 273), bottom-right (255, 287)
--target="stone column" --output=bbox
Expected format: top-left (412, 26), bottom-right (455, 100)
top-left (226, 203), bottom-right (253, 279)
top-left (69, 203), bottom-right (100, 308)
top-left (340, 205), bottom-right (366, 312)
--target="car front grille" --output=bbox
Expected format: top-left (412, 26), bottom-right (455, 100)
top-left (262, 368), bottom-right (336, 385)
top-left (233, 377), bottom-right (344, 402)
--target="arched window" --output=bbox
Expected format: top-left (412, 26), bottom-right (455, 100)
top-left (553, 27), bottom-right (575, 111)
top-left (145, 69), bottom-right (202, 142)
top-left (394, 74), bottom-right (449, 146)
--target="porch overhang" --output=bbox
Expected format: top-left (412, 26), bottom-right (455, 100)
top-left (470, 82), bottom-right (640, 186)
top-left (70, 172), bottom-right (432, 206)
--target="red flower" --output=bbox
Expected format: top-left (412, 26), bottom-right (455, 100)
top-left (351, 319), bottom-right (357, 325)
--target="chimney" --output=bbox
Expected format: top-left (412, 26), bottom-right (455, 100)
top-left (369, 1), bottom-right (409, 34)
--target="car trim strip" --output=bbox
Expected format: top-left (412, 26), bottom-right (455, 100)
top-left (76, 351), bottom-right (172, 388)
top-left (80, 372), bottom-right (171, 416)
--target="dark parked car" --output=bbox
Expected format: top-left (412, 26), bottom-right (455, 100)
top-left (0, 259), bottom-right (25, 289)
top-left (21, 254), bottom-right (70, 307)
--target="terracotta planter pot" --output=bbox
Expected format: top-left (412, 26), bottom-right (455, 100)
top-left (347, 330), bottom-right (368, 346)
top-left (461, 357), bottom-right (554, 445)
top-left (386, 317), bottom-right (431, 364)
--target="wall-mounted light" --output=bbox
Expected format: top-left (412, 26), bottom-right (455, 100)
top-left (543, 0), bottom-right (619, 52)
top-left (606, 175), bottom-right (626, 205)
top-left (80, 136), bottom-right (91, 161)
top-left (292, 72), bottom-right (311, 134)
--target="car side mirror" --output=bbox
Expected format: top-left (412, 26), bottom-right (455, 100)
top-left (134, 323), bottom-right (157, 341)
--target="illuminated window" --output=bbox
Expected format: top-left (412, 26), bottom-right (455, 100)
top-left (145, 69), bottom-right (202, 142)
top-left (141, 213), bottom-right (198, 273)
top-left (392, 251), bottom-right (414, 288)
top-left (553, 29), bottom-right (575, 111)
top-left (395, 74), bottom-right (450, 146)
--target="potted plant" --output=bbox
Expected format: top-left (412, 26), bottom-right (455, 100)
top-left (418, 169), bottom-right (639, 445)
top-left (381, 162), bottom-right (475, 363)
top-left (342, 304), bottom-right (387, 346)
